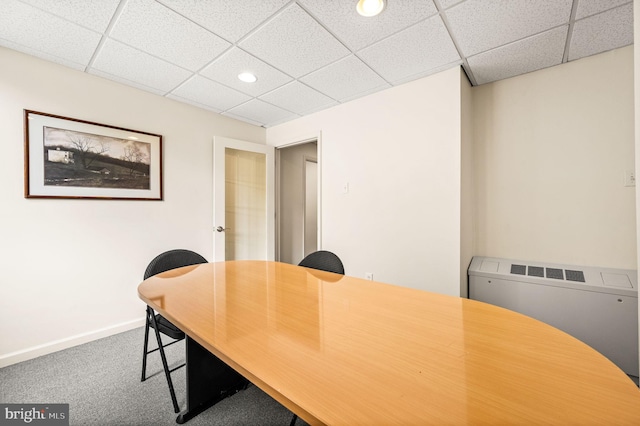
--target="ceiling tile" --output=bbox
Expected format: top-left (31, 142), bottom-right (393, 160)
top-left (260, 81), bottom-right (337, 115)
top-left (225, 99), bottom-right (299, 127)
top-left (301, 55), bottom-right (390, 102)
top-left (219, 111), bottom-right (265, 127)
top-left (200, 48), bottom-right (293, 97)
top-left (110, 0), bottom-right (230, 71)
top-left (444, 0), bottom-right (573, 56)
top-left (89, 69), bottom-right (167, 96)
top-left (358, 15), bottom-right (460, 84)
top-left (569, 3), bottom-right (633, 61)
top-left (159, 0), bottom-right (290, 42)
top-left (439, 0), bottom-right (465, 9)
top-left (90, 39), bottom-right (192, 93)
top-left (575, 0), bottom-right (631, 20)
top-left (19, 0), bottom-right (120, 32)
top-left (166, 93), bottom-right (221, 113)
top-left (0, 40), bottom-right (86, 71)
top-left (171, 75), bottom-right (252, 111)
top-left (299, 0), bottom-right (437, 51)
top-left (468, 26), bottom-right (568, 85)
top-left (0, 0), bottom-right (101, 65)
top-left (239, 3), bottom-right (350, 78)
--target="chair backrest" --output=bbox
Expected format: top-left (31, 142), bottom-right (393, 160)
top-left (298, 250), bottom-right (344, 275)
top-left (144, 249), bottom-right (208, 279)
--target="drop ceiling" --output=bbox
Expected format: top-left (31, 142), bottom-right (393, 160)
top-left (0, 0), bottom-right (633, 127)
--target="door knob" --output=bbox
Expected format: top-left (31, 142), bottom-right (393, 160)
top-left (215, 226), bottom-right (228, 232)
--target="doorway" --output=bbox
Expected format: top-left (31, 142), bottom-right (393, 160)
top-left (276, 141), bottom-right (319, 265)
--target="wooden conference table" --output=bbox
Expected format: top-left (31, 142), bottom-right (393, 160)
top-left (138, 260), bottom-right (640, 425)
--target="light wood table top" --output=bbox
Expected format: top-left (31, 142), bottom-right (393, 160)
top-left (138, 260), bottom-right (640, 425)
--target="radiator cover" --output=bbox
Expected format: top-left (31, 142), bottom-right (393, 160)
top-left (468, 256), bottom-right (638, 377)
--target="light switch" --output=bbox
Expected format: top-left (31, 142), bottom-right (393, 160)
top-left (624, 170), bottom-right (635, 187)
top-left (342, 182), bottom-right (349, 194)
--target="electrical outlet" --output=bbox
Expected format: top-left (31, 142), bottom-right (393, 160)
top-left (365, 272), bottom-right (373, 280)
top-left (624, 170), bottom-right (636, 187)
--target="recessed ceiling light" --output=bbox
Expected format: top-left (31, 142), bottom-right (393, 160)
top-left (356, 0), bottom-right (385, 17)
top-left (238, 72), bottom-right (257, 83)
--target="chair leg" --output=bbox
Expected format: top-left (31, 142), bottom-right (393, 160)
top-left (149, 310), bottom-right (181, 413)
top-left (141, 307), bottom-right (152, 382)
top-left (290, 414), bottom-right (298, 426)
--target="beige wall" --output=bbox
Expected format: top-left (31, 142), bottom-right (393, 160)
top-left (473, 45), bottom-right (636, 269)
top-left (0, 47), bottom-right (264, 366)
top-left (269, 46), bottom-right (636, 294)
top-left (268, 67), bottom-right (466, 296)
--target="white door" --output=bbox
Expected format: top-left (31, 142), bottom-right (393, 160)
top-left (213, 136), bottom-right (274, 261)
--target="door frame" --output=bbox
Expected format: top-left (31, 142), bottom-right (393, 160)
top-left (302, 155), bottom-right (318, 258)
top-left (275, 133), bottom-right (322, 262)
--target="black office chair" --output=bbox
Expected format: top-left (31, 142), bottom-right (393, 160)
top-left (298, 250), bottom-right (345, 275)
top-left (290, 250), bottom-right (344, 426)
top-left (140, 249), bottom-right (208, 413)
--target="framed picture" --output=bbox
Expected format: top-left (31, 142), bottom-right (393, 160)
top-left (24, 110), bottom-right (163, 200)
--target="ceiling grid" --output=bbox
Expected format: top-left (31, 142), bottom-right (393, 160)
top-left (0, 0), bottom-right (633, 127)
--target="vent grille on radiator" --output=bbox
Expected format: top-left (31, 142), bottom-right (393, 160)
top-left (510, 264), bottom-right (526, 275)
top-left (528, 266), bottom-right (544, 277)
top-left (546, 268), bottom-right (564, 280)
top-left (511, 264), bottom-right (585, 282)
top-left (565, 270), bottom-right (586, 282)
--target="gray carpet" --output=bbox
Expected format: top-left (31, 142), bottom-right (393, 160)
top-left (0, 327), bottom-right (305, 426)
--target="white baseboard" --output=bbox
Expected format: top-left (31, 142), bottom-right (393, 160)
top-left (0, 318), bottom-right (145, 368)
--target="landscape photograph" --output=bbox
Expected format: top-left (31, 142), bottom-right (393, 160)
top-left (43, 126), bottom-right (151, 190)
